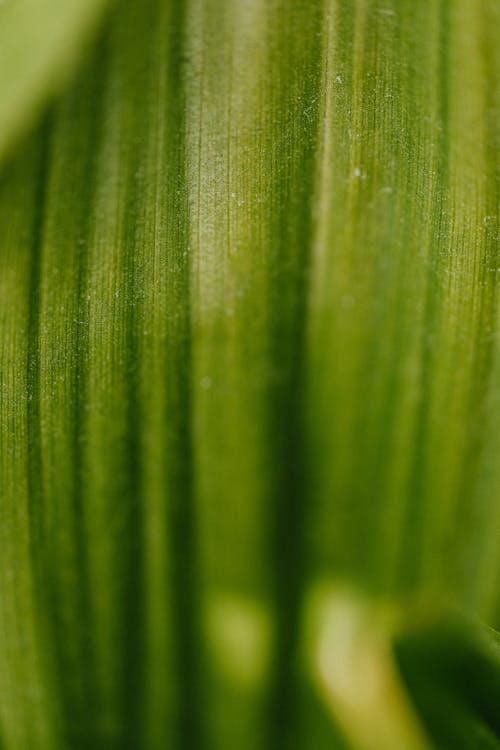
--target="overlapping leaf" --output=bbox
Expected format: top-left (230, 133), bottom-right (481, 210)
top-left (0, 0), bottom-right (112, 161)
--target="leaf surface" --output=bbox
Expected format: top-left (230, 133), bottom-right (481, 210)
top-left (0, 0), bottom-right (498, 747)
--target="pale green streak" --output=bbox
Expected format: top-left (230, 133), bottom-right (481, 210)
top-left (185, 7), bottom-right (276, 745)
top-left (185, 1), bottom-right (327, 746)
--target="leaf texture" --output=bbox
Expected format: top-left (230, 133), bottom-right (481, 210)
top-left (0, 0), bottom-right (499, 747)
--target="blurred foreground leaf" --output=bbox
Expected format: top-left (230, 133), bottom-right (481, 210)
top-left (306, 587), bottom-right (500, 750)
top-left (0, 0), bottom-right (112, 161)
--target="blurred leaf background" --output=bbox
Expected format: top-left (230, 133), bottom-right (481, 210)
top-left (0, 0), bottom-right (499, 748)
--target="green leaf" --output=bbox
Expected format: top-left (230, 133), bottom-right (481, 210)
top-left (0, 0), bottom-right (112, 162)
top-left (0, 0), bottom-right (499, 748)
